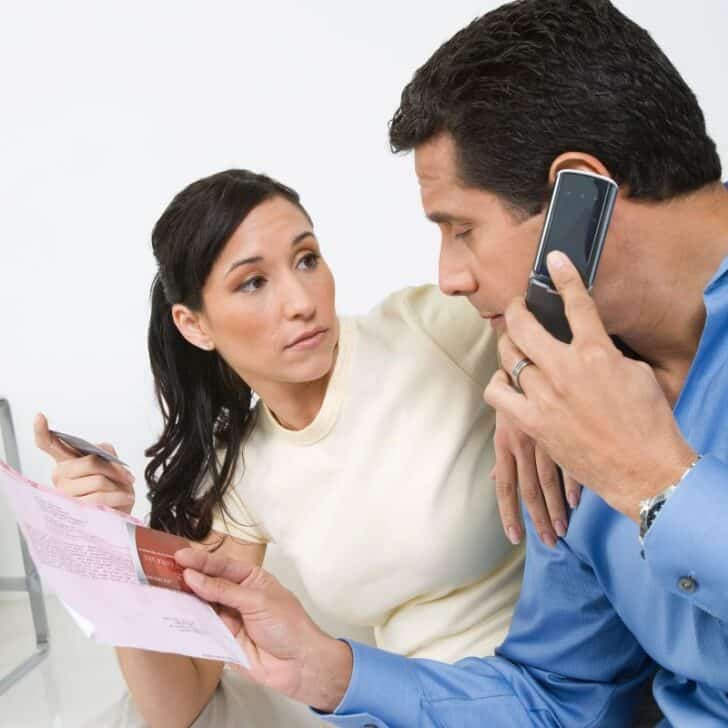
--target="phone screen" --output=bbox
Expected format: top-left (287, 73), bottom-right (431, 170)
top-left (534, 173), bottom-right (612, 282)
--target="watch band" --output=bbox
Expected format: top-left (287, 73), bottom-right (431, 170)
top-left (639, 455), bottom-right (702, 555)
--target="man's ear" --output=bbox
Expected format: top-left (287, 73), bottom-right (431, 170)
top-left (547, 152), bottom-right (612, 187)
top-left (171, 303), bottom-right (215, 352)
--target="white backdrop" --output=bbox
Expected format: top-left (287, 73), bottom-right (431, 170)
top-left (1, 2), bottom-right (727, 578)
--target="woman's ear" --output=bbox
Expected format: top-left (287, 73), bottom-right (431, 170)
top-left (547, 152), bottom-right (612, 187)
top-left (171, 304), bottom-right (215, 351)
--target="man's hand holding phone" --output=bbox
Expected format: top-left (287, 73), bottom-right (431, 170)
top-left (525, 170), bottom-right (617, 342)
top-left (486, 252), bottom-right (697, 524)
top-left (34, 413), bottom-right (136, 514)
top-left (490, 170), bottom-right (612, 543)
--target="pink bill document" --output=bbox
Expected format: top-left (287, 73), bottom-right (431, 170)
top-left (0, 460), bottom-right (249, 667)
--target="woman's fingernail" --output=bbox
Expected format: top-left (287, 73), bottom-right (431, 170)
top-left (507, 526), bottom-right (521, 545)
top-left (567, 491), bottom-right (580, 509)
top-left (547, 250), bottom-right (567, 269)
top-left (541, 531), bottom-right (557, 548)
top-left (554, 520), bottom-right (567, 538)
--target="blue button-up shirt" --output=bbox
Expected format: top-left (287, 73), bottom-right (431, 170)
top-left (321, 255), bottom-right (728, 727)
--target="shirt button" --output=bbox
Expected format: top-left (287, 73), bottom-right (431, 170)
top-left (678, 576), bottom-right (698, 593)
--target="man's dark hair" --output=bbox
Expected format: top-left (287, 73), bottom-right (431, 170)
top-left (389, 0), bottom-right (721, 213)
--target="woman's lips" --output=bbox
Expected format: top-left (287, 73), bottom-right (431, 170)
top-left (285, 328), bottom-right (328, 350)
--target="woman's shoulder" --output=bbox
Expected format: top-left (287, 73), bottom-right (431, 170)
top-left (360, 285), bottom-right (498, 386)
top-left (364, 284), bottom-right (483, 331)
top-left (204, 432), bottom-right (271, 544)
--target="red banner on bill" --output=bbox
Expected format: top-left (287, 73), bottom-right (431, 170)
top-left (127, 523), bottom-right (192, 593)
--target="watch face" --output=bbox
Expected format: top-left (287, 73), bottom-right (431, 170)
top-left (645, 503), bottom-right (662, 532)
top-left (643, 493), bottom-right (670, 537)
top-left (640, 495), bottom-right (663, 543)
top-left (639, 477), bottom-right (687, 545)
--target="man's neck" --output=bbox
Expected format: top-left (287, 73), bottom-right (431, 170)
top-left (605, 183), bottom-right (728, 397)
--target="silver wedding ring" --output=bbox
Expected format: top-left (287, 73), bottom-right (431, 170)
top-left (510, 357), bottom-right (533, 395)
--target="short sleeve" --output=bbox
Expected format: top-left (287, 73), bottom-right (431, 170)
top-left (199, 457), bottom-right (269, 544)
top-left (210, 486), bottom-right (269, 544)
top-left (380, 285), bottom-right (498, 388)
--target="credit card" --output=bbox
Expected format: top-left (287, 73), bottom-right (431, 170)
top-left (127, 523), bottom-right (193, 593)
top-left (49, 430), bottom-right (129, 468)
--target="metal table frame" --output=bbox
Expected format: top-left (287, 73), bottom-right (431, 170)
top-left (0, 399), bottom-right (50, 694)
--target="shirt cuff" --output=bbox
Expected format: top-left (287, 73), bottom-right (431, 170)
top-left (643, 453), bottom-right (728, 620)
top-left (312, 640), bottom-right (423, 727)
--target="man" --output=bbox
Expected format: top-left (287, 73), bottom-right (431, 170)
top-left (176, 0), bottom-right (728, 724)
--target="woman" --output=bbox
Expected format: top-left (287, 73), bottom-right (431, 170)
top-left (36, 169), bottom-right (525, 728)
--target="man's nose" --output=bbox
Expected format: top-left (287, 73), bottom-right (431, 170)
top-left (438, 247), bottom-right (477, 297)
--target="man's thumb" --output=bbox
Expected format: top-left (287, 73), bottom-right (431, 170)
top-left (184, 569), bottom-right (205, 591)
top-left (183, 568), bottom-right (254, 613)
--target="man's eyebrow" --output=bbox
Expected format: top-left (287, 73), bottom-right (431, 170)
top-left (225, 231), bottom-right (316, 277)
top-left (426, 211), bottom-right (470, 225)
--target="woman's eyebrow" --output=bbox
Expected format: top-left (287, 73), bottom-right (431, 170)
top-left (225, 255), bottom-right (263, 277)
top-left (224, 231), bottom-right (316, 277)
top-left (291, 231), bottom-right (315, 247)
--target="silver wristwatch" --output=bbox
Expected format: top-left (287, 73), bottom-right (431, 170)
top-left (639, 456), bottom-right (701, 554)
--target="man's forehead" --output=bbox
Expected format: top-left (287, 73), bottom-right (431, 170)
top-left (414, 132), bottom-right (459, 186)
top-left (414, 135), bottom-right (467, 222)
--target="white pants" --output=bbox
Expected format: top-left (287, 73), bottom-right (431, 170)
top-left (84, 671), bottom-right (332, 728)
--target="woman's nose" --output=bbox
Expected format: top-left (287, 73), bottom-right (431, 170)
top-left (282, 278), bottom-right (316, 320)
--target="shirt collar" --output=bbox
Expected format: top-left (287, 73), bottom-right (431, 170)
top-left (701, 253), bottom-right (728, 335)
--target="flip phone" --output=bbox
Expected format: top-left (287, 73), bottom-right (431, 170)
top-left (525, 170), bottom-right (618, 343)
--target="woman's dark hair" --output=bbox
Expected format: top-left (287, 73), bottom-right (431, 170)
top-left (145, 169), bottom-right (310, 540)
top-left (389, 0), bottom-right (721, 214)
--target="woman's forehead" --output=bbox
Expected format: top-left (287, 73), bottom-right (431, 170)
top-left (210, 198), bottom-right (314, 276)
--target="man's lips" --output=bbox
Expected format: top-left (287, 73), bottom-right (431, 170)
top-left (285, 327), bottom-right (328, 349)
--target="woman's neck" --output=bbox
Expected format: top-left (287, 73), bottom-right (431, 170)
top-left (254, 345), bottom-right (339, 431)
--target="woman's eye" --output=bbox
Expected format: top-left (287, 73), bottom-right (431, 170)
top-left (239, 276), bottom-right (266, 293)
top-left (297, 252), bottom-right (320, 270)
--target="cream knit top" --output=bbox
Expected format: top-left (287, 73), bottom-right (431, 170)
top-left (212, 286), bottom-right (524, 662)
